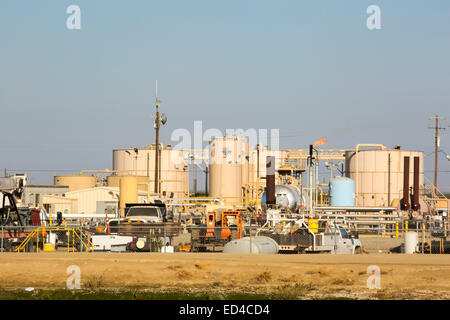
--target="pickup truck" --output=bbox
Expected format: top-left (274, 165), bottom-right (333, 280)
top-left (109, 202), bottom-right (166, 229)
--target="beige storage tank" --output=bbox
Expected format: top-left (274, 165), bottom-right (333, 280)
top-left (54, 174), bottom-right (97, 192)
top-left (345, 148), bottom-right (424, 207)
top-left (208, 136), bottom-right (249, 203)
top-left (248, 145), bottom-right (288, 180)
top-left (107, 175), bottom-right (151, 192)
top-left (119, 176), bottom-right (138, 217)
top-left (112, 145), bottom-right (189, 198)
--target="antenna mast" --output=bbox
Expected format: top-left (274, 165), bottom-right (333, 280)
top-left (154, 80), bottom-right (161, 195)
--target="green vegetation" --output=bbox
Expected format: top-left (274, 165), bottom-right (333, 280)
top-left (0, 289), bottom-right (301, 300)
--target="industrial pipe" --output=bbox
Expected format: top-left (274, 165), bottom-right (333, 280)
top-left (266, 156), bottom-right (275, 205)
top-left (402, 156), bottom-right (410, 210)
top-left (314, 206), bottom-right (397, 212)
top-left (413, 156), bottom-right (420, 211)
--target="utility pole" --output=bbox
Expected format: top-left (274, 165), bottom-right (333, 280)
top-left (154, 81), bottom-right (161, 195)
top-left (428, 115), bottom-right (446, 196)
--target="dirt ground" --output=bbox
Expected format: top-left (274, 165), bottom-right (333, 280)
top-left (0, 252), bottom-right (449, 299)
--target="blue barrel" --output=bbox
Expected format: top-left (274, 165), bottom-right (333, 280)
top-left (329, 176), bottom-right (355, 206)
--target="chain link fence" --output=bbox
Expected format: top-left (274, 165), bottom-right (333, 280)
top-left (1, 219), bottom-right (448, 254)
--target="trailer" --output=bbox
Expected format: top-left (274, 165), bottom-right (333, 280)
top-left (90, 234), bottom-right (133, 251)
top-left (260, 219), bottom-right (362, 254)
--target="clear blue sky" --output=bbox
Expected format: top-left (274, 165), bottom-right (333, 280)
top-left (1, 1), bottom-right (450, 190)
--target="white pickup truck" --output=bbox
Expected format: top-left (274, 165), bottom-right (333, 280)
top-left (313, 224), bottom-right (362, 254)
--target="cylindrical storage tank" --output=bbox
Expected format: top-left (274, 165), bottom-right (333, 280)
top-left (249, 146), bottom-right (288, 180)
top-left (223, 236), bottom-right (279, 254)
top-left (208, 136), bottom-right (248, 203)
top-left (119, 176), bottom-right (138, 217)
top-left (261, 184), bottom-right (302, 211)
top-left (54, 174), bottom-right (97, 192)
top-left (329, 176), bottom-right (355, 206)
top-left (112, 146), bottom-right (189, 198)
top-left (404, 232), bottom-right (418, 254)
top-left (107, 175), bottom-right (151, 192)
top-left (345, 148), bottom-right (424, 207)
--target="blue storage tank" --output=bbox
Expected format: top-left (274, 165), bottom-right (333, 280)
top-left (329, 176), bottom-right (355, 206)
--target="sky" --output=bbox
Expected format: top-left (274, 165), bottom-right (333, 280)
top-left (0, 0), bottom-right (450, 191)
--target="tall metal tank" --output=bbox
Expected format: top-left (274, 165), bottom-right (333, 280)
top-left (54, 174), bottom-right (97, 192)
top-left (208, 136), bottom-right (249, 202)
top-left (223, 236), bottom-right (279, 254)
top-left (261, 184), bottom-right (302, 211)
top-left (119, 176), bottom-right (138, 217)
top-left (345, 148), bottom-right (424, 207)
top-left (248, 145), bottom-right (288, 180)
top-left (329, 176), bottom-right (355, 206)
top-left (112, 145), bottom-right (189, 198)
top-left (107, 175), bottom-right (151, 192)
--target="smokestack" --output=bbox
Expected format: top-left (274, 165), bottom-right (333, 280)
top-left (402, 156), bottom-right (410, 210)
top-left (266, 156), bottom-right (276, 206)
top-left (413, 156), bottom-right (420, 211)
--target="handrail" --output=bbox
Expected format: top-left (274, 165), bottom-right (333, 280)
top-left (15, 226), bottom-right (94, 253)
top-left (423, 175), bottom-right (448, 199)
top-left (16, 229), bottom-right (37, 252)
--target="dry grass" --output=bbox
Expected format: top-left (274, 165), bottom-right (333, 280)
top-left (167, 264), bottom-right (182, 270)
top-left (274, 282), bottom-right (315, 299)
top-left (194, 262), bottom-right (211, 270)
top-left (317, 268), bottom-right (333, 276)
top-left (177, 270), bottom-right (193, 280)
top-left (255, 271), bottom-right (272, 283)
top-left (84, 275), bottom-right (104, 291)
top-left (331, 278), bottom-right (355, 286)
top-left (279, 275), bottom-right (297, 282)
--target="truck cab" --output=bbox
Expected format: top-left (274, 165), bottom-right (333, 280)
top-left (322, 224), bottom-right (362, 254)
top-left (109, 202), bottom-right (167, 230)
top-left (124, 205), bottom-right (163, 223)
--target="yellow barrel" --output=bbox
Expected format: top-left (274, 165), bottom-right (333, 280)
top-left (43, 243), bottom-right (55, 252)
top-left (119, 176), bottom-right (138, 217)
top-left (308, 218), bottom-right (319, 234)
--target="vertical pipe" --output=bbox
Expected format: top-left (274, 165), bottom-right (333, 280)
top-left (266, 156), bottom-right (275, 206)
top-left (256, 144), bottom-right (260, 179)
top-left (387, 153), bottom-right (391, 206)
top-left (402, 156), bottom-right (410, 210)
top-left (146, 152), bottom-right (149, 177)
top-left (395, 221), bottom-right (398, 238)
top-left (413, 156), bottom-right (420, 210)
top-left (309, 145), bottom-right (314, 216)
top-left (205, 166), bottom-right (208, 195)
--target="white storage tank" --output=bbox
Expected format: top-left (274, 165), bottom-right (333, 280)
top-left (404, 232), bottom-right (418, 254)
top-left (223, 236), bottom-right (279, 254)
top-left (248, 145), bottom-right (288, 180)
top-left (208, 136), bottom-right (249, 203)
top-left (112, 145), bottom-right (189, 198)
top-left (54, 174), bottom-right (97, 192)
top-left (345, 148), bottom-right (424, 207)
